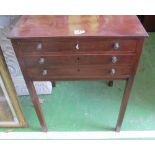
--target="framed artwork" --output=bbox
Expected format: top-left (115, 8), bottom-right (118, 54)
top-left (0, 47), bottom-right (27, 127)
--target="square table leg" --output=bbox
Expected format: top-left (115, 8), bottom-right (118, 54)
top-left (51, 81), bottom-right (56, 87)
top-left (115, 76), bottom-right (134, 132)
top-left (26, 79), bottom-right (48, 132)
top-left (108, 81), bottom-right (113, 87)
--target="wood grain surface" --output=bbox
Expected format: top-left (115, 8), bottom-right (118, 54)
top-left (9, 15), bottom-right (148, 132)
top-left (8, 15), bottom-right (148, 38)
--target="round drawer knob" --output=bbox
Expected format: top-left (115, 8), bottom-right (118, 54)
top-left (111, 68), bottom-right (116, 76)
top-left (75, 43), bottom-right (79, 50)
top-left (112, 56), bottom-right (118, 64)
top-left (113, 42), bottom-right (120, 50)
top-left (42, 69), bottom-right (47, 76)
top-left (39, 57), bottom-right (45, 64)
top-left (36, 43), bottom-right (42, 50)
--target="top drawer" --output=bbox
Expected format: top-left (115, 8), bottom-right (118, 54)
top-left (18, 38), bottom-right (137, 53)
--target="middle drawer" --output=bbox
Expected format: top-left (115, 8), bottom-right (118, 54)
top-left (23, 54), bottom-right (135, 68)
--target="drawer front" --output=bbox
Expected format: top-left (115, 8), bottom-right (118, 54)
top-left (23, 54), bottom-right (135, 68)
top-left (26, 66), bottom-right (132, 80)
top-left (23, 55), bottom-right (77, 67)
top-left (19, 38), bottom-right (137, 52)
top-left (78, 54), bottom-right (135, 66)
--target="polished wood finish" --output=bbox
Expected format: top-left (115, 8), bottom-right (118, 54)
top-left (23, 54), bottom-right (135, 68)
top-left (116, 77), bottom-right (134, 132)
top-left (26, 79), bottom-right (47, 132)
top-left (26, 66), bottom-right (133, 80)
top-left (8, 16), bottom-right (148, 38)
top-left (8, 16), bottom-right (148, 132)
top-left (17, 38), bottom-right (137, 52)
top-left (116, 39), bottom-right (145, 132)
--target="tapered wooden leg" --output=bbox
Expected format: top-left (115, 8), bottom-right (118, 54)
top-left (115, 77), bottom-right (134, 132)
top-left (26, 80), bottom-right (47, 132)
top-left (108, 81), bottom-right (113, 87)
top-left (52, 81), bottom-right (56, 87)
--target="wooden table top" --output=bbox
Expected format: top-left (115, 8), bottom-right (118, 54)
top-left (8, 15), bottom-right (148, 38)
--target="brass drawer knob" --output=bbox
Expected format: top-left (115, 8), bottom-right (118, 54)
top-left (75, 43), bottom-right (79, 50)
top-left (111, 68), bottom-right (116, 76)
top-left (39, 57), bottom-right (45, 64)
top-left (112, 56), bottom-right (118, 64)
top-left (42, 69), bottom-right (47, 76)
top-left (36, 43), bottom-right (42, 50)
top-left (113, 42), bottom-right (120, 50)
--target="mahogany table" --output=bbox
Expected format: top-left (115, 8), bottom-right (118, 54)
top-left (8, 16), bottom-right (148, 132)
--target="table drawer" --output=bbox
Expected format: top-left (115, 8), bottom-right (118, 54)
top-left (18, 38), bottom-right (137, 52)
top-left (23, 54), bottom-right (135, 68)
top-left (23, 55), bottom-right (77, 67)
top-left (78, 54), bottom-right (135, 66)
top-left (26, 66), bottom-right (132, 80)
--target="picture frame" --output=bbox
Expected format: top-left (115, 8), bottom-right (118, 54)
top-left (0, 46), bottom-right (27, 127)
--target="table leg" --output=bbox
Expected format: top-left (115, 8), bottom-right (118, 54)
top-left (108, 81), bottom-right (113, 87)
top-left (115, 77), bottom-right (134, 132)
top-left (52, 81), bottom-right (56, 87)
top-left (26, 80), bottom-right (47, 132)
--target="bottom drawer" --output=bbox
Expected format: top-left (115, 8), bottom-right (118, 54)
top-left (26, 66), bottom-right (132, 80)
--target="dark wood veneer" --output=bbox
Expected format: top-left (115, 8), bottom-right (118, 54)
top-left (18, 38), bottom-right (137, 52)
top-left (26, 66), bottom-right (132, 81)
top-left (23, 54), bottom-right (135, 67)
top-left (8, 15), bottom-right (148, 132)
